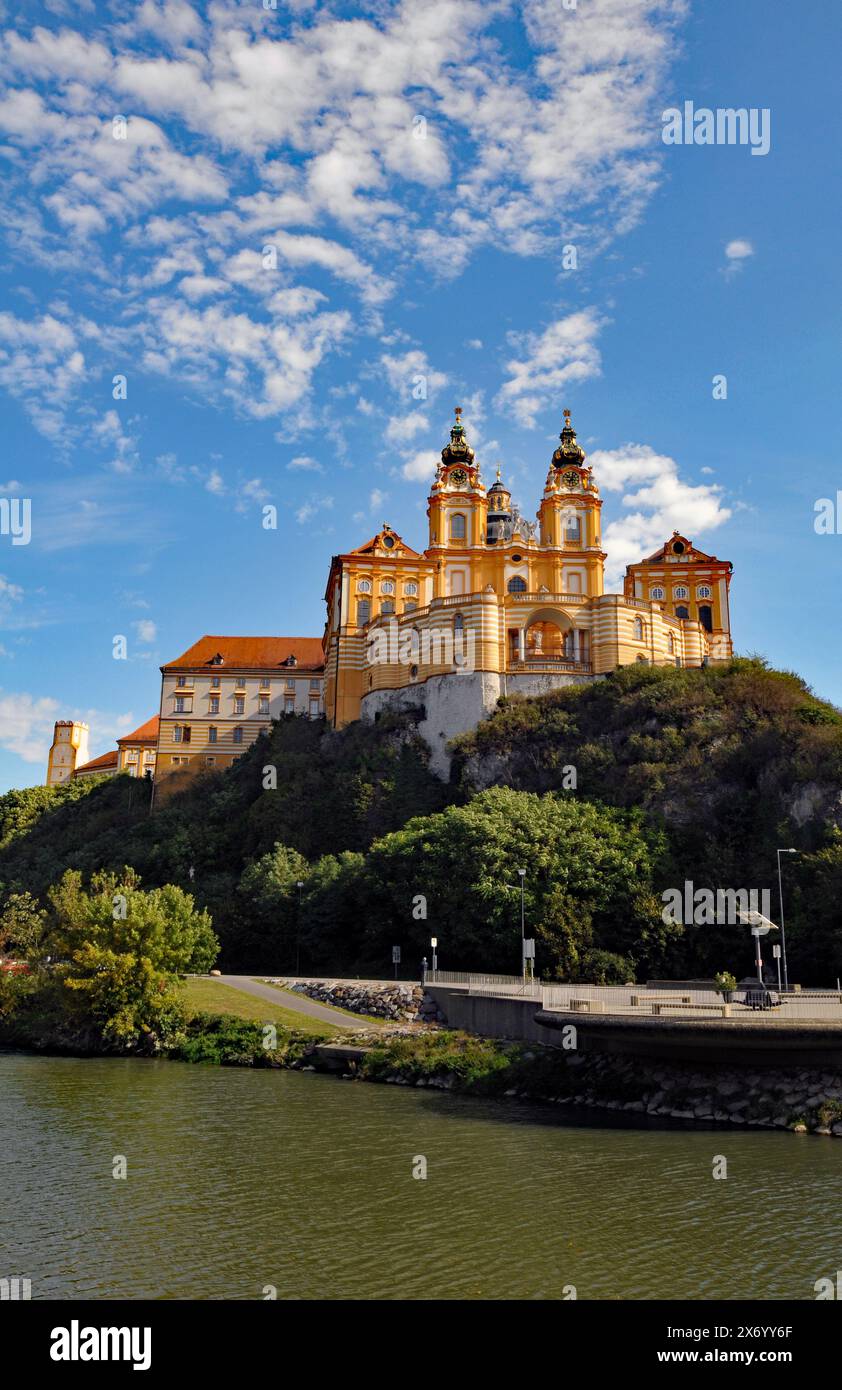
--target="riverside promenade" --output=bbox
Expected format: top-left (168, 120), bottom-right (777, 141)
top-left (424, 973), bottom-right (842, 1066)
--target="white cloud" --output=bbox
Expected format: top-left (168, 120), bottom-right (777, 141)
top-left (401, 449), bottom-right (439, 483)
top-left (0, 689), bottom-right (60, 763)
top-left (133, 618), bottom-right (157, 643)
top-left (590, 442), bottom-right (731, 586)
top-left (286, 455), bottom-right (322, 472)
top-left (380, 349), bottom-right (448, 401)
top-left (722, 238), bottom-right (754, 277)
top-left (725, 238), bottom-right (754, 260)
top-left (389, 410), bottom-right (428, 443)
top-left (0, 0), bottom-right (688, 438)
top-left (296, 495), bottom-right (334, 524)
top-left (497, 308), bottom-right (605, 427)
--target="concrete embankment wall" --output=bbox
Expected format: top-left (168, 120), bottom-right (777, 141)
top-left (426, 987), bottom-right (551, 1043)
top-left (425, 987), bottom-right (842, 1135)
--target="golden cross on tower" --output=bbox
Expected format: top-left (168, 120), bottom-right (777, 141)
top-left (563, 408), bottom-right (571, 425)
top-left (454, 406), bottom-right (462, 424)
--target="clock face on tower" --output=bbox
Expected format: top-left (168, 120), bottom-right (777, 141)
top-left (561, 470), bottom-right (581, 490)
top-left (449, 469), bottom-right (468, 488)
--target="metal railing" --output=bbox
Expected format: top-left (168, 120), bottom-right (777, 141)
top-left (426, 973), bottom-right (842, 1020)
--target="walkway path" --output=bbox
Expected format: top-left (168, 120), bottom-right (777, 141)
top-left (213, 974), bottom-right (382, 1030)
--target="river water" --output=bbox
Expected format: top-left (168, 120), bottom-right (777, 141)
top-left (2, 1050), bottom-right (840, 1301)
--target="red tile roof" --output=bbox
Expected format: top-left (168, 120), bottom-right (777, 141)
top-left (75, 750), bottom-right (119, 774)
top-left (162, 636), bottom-right (325, 673)
top-left (117, 716), bottom-right (160, 747)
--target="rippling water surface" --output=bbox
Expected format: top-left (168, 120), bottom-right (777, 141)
top-left (2, 1050), bottom-right (841, 1300)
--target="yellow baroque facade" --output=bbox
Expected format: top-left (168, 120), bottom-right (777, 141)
top-left (324, 409), bottom-right (734, 763)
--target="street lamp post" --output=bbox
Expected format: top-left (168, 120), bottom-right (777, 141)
top-left (430, 937), bottom-right (438, 974)
top-left (777, 848), bottom-right (797, 991)
top-left (517, 868), bottom-right (526, 979)
top-left (295, 880), bottom-right (304, 976)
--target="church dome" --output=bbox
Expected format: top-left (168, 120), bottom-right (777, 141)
top-left (551, 408), bottom-right (586, 469)
top-left (487, 468), bottom-right (511, 510)
top-left (440, 406), bottom-right (475, 467)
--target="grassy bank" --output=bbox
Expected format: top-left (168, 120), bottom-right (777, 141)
top-left (183, 977), bottom-right (340, 1035)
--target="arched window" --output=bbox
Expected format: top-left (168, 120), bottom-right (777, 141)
top-left (507, 576), bottom-right (527, 593)
top-left (676, 605), bottom-right (690, 620)
top-left (450, 513), bottom-right (466, 540)
top-left (651, 586), bottom-right (665, 601)
top-left (674, 586), bottom-right (689, 600)
top-left (357, 579), bottom-right (372, 593)
top-left (634, 616), bottom-right (645, 641)
top-left (565, 514), bottom-right (581, 543)
top-left (381, 580), bottom-right (395, 595)
top-left (404, 581), bottom-right (418, 596)
top-left (699, 604), bottom-right (713, 632)
top-left (697, 585), bottom-right (711, 599)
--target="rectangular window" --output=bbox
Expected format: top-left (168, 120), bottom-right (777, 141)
top-left (175, 697), bottom-right (192, 714)
top-left (209, 697), bottom-right (219, 715)
top-left (285, 678), bottom-right (295, 690)
top-left (309, 678), bottom-right (320, 690)
top-left (182, 726), bottom-right (191, 743)
top-left (173, 726), bottom-right (182, 743)
top-left (381, 600), bottom-right (395, 615)
top-left (284, 697), bottom-right (295, 714)
top-left (176, 676), bottom-right (187, 688)
top-left (357, 599), bottom-right (371, 625)
top-left (404, 600), bottom-right (417, 612)
top-left (211, 676), bottom-right (221, 688)
top-left (234, 697), bottom-right (244, 714)
top-left (208, 726), bottom-right (217, 743)
top-left (259, 698), bottom-right (270, 714)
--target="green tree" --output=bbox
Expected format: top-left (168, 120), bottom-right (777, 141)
top-left (359, 787), bottom-right (670, 977)
top-left (0, 889), bottom-right (47, 957)
top-left (45, 868), bottom-right (219, 1049)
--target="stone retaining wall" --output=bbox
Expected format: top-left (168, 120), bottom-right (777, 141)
top-left (537, 1051), bottom-right (842, 1134)
top-left (271, 978), bottom-right (444, 1024)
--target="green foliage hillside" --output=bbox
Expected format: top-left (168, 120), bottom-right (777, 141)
top-left (2, 660), bottom-right (841, 983)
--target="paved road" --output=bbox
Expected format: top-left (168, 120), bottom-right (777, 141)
top-left (214, 974), bottom-right (381, 1030)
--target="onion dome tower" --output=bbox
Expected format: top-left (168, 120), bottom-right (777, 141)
top-left (439, 405), bottom-right (475, 470)
top-left (551, 407), bottom-right (587, 472)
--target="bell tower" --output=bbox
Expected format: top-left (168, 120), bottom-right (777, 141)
top-left (427, 408), bottom-right (486, 597)
top-left (537, 409), bottom-right (605, 596)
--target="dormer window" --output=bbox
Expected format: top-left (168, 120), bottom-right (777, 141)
top-left (210, 653), bottom-right (224, 666)
top-left (283, 655), bottom-right (298, 667)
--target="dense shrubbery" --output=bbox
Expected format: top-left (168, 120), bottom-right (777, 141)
top-left (0, 868), bottom-right (218, 1053)
top-left (1, 660), bottom-right (842, 984)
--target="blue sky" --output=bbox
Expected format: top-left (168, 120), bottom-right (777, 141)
top-left (0, 0), bottom-right (840, 791)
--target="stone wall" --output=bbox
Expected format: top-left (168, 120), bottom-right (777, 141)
top-left (272, 978), bottom-right (444, 1024)
top-left (541, 1051), bottom-right (842, 1135)
top-left (360, 670), bottom-right (596, 777)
